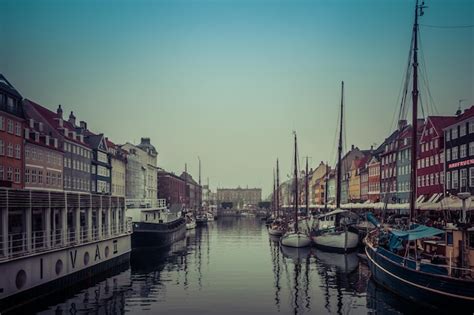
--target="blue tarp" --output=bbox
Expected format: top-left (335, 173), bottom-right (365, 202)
top-left (390, 225), bottom-right (444, 241)
top-left (388, 224), bottom-right (444, 252)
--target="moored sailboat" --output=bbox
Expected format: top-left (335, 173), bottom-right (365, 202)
top-left (311, 82), bottom-right (359, 253)
top-left (364, 0), bottom-right (474, 309)
top-left (281, 132), bottom-right (311, 248)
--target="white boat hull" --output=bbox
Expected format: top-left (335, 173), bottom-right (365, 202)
top-left (268, 227), bottom-right (284, 236)
top-left (281, 232), bottom-right (311, 248)
top-left (312, 230), bottom-right (359, 253)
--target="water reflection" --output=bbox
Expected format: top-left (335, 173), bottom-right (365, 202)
top-left (22, 217), bottom-right (441, 314)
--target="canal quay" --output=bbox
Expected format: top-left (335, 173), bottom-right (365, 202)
top-left (2, 217), bottom-right (440, 315)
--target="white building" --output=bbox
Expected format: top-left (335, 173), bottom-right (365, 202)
top-left (121, 138), bottom-right (158, 200)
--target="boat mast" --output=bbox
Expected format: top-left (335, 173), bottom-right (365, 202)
top-left (336, 81), bottom-right (344, 209)
top-left (276, 158), bottom-right (280, 218)
top-left (198, 156), bottom-right (201, 213)
top-left (273, 168), bottom-right (276, 216)
top-left (305, 157), bottom-right (309, 215)
top-left (410, 0), bottom-right (426, 222)
top-left (185, 163), bottom-right (188, 210)
top-left (324, 162), bottom-right (329, 212)
top-left (294, 132), bottom-right (299, 232)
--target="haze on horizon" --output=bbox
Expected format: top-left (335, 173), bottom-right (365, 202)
top-left (1, 0), bottom-right (472, 197)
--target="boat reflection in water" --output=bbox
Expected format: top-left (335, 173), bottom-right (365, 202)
top-left (23, 217), bottom-right (446, 314)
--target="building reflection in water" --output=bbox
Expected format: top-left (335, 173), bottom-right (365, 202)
top-left (23, 217), bottom-right (441, 314)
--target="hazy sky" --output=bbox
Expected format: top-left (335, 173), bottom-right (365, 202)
top-left (1, 0), bottom-right (473, 196)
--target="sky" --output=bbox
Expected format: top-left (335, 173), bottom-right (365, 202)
top-left (1, 0), bottom-right (473, 197)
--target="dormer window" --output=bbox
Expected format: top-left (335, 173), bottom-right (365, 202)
top-left (29, 118), bottom-right (34, 128)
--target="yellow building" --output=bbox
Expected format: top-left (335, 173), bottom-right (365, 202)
top-left (309, 161), bottom-right (330, 206)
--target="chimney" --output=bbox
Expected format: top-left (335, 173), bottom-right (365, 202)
top-left (57, 104), bottom-right (63, 119)
top-left (80, 120), bottom-right (87, 130)
top-left (351, 144), bottom-right (355, 150)
top-left (141, 137), bottom-right (151, 145)
top-left (68, 111), bottom-right (76, 126)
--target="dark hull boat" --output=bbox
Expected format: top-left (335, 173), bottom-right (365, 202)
top-left (365, 242), bottom-right (474, 310)
top-left (132, 217), bottom-right (186, 248)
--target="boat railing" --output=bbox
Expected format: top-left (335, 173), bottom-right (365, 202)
top-left (125, 198), bottom-right (167, 209)
top-left (0, 224), bottom-right (131, 261)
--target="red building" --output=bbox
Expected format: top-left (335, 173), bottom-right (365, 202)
top-left (24, 116), bottom-right (64, 191)
top-left (367, 156), bottom-right (381, 202)
top-left (380, 124), bottom-right (403, 203)
top-left (417, 115), bottom-right (456, 201)
top-left (0, 75), bottom-right (25, 188)
top-left (158, 170), bottom-right (186, 208)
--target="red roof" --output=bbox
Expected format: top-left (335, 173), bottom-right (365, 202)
top-left (425, 115), bottom-right (457, 137)
top-left (25, 99), bottom-right (90, 147)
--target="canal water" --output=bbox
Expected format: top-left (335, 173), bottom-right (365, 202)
top-left (20, 217), bottom-right (447, 314)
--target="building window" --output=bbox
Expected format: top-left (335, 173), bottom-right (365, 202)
top-left (469, 121), bottom-right (474, 134)
top-left (460, 169), bottom-right (467, 188)
top-left (7, 119), bottom-right (13, 133)
top-left (452, 146), bottom-right (458, 160)
top-left (452, 170), bottom-right (459, 189)
top-left (38, 170), bottom-right (43, 184)
top-left (435, 173), bottom-right (439, 185)
top-left (14, 168), bottom-right (20, 183)
top-left (0, 140), bottom-right (4, 155)
top-left (470, 142), bottom-right (474, 156)
top-left (25, 169), bottom-right (30, 183)
top-left (452, 127), bottom-right (458, 139)
top-left (0, 116), bottom-right (4, 130)
top-left (446, 171), bottom-right (451, 190)
top-left (15, 122), bottom-right (21, 136)
top-left (0, 165), bottom-right (3, 180)
top-left (7, 143), bottom-right (13, 157)
top-left (460, 124), bottom-right (467, 137)
top-left (434, 154), bottom-right (439, 165)
top-left (7, 167), bottom-right (13, 181)
top-left (15, 144), bottom-right (21, 159)
top-left (434, 138), bottom-right (438, 148)
top-left (460, 144), bottom-right (467, 158)
top-left (440, 172), bottom-right (444, 185)
top-left (470, 168), bottom-right (474, 187)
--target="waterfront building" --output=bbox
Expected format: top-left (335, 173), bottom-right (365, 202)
top-left (121, 138), bottom-right (158, 200)
top-left (359, 157), bottom-right (370, 202)
top-left (217, 187), bottom-right (261, 209)
top-left (77, 121), bottom-right (112, 194)
top-left (417, 115), bottom-right (455, 202)
top-left (0, 75), bottom-right (25, 189)
top-left (180, 171), bottom-right (202, 210)
top-left (202, 184), bottom-right (217, 207)
top-left (380, 124), bottom-right (403, 205)
top-left (348, 155), bottom-right (370, 203)
top-left (367, 156), bottom-right (381, 202)
top-left (397, 120), bottom-right (424, 205)
top-left (309, 162), bottom-right (328, 206)
top-left (444, 106), bottom-right (474, 195)
top-left (340, 145), bottom-right (369, 204)
top-left (107, 139), bottom-right (127, 197)
top-left (25, 101), bottom-right (92, 193)
top-left (157, 170), bottom-right (186, 208)
top-left (24, 116), bottom-right (63, 191)
top-left (326, 170), bottom-right (336, 205)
